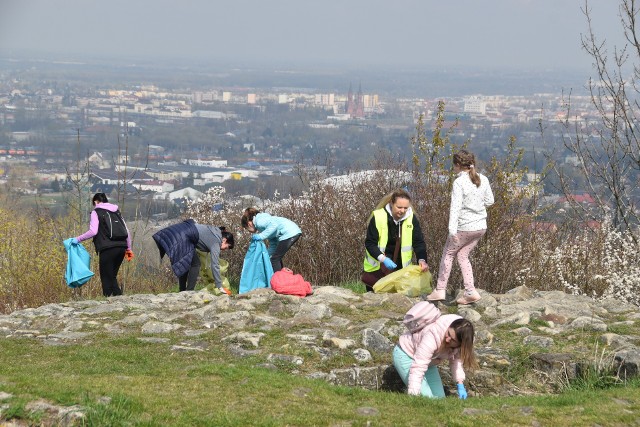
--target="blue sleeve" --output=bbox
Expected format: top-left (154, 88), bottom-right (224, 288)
top-left (255, 214), bottom-right (278, 240)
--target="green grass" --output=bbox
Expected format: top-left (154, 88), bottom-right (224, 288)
top-left (528, 318), bottom-right (550, 328)
top-left (502, 344), bottom-right (537, 383)
top-left (339, 281), bottom-right (367, 294)
top-left (0, 336), bottom-right (639, 426)
top-left (606, 322), bottom-right (638, 336)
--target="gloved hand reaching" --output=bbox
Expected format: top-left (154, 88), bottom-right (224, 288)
top-left (124, 249), bottom-right (134, 261)
top-left (71, 238), bottom-right (79, 245)
top-left (382, 257), bottom-right (397, 270)
top-left (456, 383), bottom-right (468, 400)
top-left (251, 234), bottom-right (262, 242)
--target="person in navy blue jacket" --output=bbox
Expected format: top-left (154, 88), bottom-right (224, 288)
top-left (241, 207), bottom-right (302, 272)
top-left (153, 220), bottom-right (234, 295)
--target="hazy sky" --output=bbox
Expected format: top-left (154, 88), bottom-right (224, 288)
top-left (0, 0), bottom-right (626, 71)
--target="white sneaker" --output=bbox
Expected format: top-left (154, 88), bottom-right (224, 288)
top-left (456, 290), bottom-right (481, 305)
top-left (426, 289), bottom-right (446, 301)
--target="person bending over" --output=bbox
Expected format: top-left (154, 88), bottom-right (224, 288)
top-left (241, 208), bottom-right (301, 272)
top-left (153, 219), bottom-right (234, 295)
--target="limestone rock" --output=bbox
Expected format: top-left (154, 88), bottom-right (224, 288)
top-left (141, 321), bottom-right (181, 334)
top-left (353, 348), bottom-right (372, 363)
top-left (362, 328), bottom-right (394, 353)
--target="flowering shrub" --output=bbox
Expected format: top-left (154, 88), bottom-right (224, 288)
top-left (547, 218), bottom-right (640, 306)
top-left (599, 226), bottom-right (640, 306)
top-left (185, 187), bottom-right (227, 224)
top-left (288, 174), bottom-right (639, 305)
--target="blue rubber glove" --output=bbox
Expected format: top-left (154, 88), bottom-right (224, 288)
top-left (71, 238), bottom-right (79, 245)
top-left (456, 383), bottom-right (468, 400)
top-left (251, 234), bottom-right (262, 242)
top-left (382, 258), bottom-right (397, 270)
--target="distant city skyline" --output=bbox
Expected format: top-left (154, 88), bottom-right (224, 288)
top-left (0, 0), bottom-right (625, 73)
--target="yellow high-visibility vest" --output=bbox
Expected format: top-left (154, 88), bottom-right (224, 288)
top-left (363, 208), bottom-right (414, 272)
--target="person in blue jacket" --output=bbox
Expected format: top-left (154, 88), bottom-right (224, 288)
top-left (241, 207), bottom-right (302, 272)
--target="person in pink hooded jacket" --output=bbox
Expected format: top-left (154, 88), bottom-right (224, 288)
top-left (394, 312), bottom-right (477, 399)
top-left (69, 193), bottom-right (132, 297)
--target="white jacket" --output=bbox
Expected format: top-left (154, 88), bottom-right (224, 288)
top-left (448, 171), bottom-right (494, 236)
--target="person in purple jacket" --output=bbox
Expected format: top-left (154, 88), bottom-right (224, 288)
top-left (393, 313), bottom-right (478, 399)
top-left (69, 193), bottom-right (132, 297)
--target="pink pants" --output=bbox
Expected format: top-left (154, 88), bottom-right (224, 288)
top-left (436, 229), bottom-right (486, 292)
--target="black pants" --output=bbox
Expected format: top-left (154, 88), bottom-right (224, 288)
top-left (270, 234), bottom-right (301, 272)
top-left (178, 252), bottom-right (201, 291)
top-left (99, 246), bottom-right (125, 297)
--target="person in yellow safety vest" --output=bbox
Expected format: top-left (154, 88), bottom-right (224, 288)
top-left (362, 189), bottom-right (429, 292)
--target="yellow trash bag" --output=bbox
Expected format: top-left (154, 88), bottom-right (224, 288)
top-left (373, 265), bottom-right (432, 297)
top-left (197, 250), bottom-right (231, 290)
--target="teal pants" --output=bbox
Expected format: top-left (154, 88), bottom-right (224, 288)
top-left (393, 345), bottom-right (445, 398)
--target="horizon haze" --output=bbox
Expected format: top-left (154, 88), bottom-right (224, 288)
top-left (0, 0), bottom-right (625, 74)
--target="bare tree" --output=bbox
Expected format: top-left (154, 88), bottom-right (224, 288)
top-left (559, 0), bottom-right (640, 233)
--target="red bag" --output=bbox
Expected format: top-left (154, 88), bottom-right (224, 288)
top-left (270, 268), bottom-right (313, 297)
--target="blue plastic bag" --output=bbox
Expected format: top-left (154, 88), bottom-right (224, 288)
top-left (239, 240), bottom-right (274, 294)
top-left (63, 238), bottom-right (94, 288)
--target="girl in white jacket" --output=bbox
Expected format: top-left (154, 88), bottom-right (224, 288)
top-left (427, 150), bottom-right (494, 305)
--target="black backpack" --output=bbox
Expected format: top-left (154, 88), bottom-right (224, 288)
top-left (97, 208), bottom-right (128, 241)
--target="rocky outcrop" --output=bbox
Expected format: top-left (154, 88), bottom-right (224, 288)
top-left (0, 285), bottom-right (638, 402)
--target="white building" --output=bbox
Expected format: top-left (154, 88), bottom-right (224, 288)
top-left (88, 152), bottom-right (111, 169)
top-left (132, 180), bottom-right (174, 193)
top-left (278, 94), bottom-right (290, 104)
top-left (181, 158), bottom-right (228, 168)
top-left (193, 111), bottom-right (227, 119)
top-left (166, 187), bottom-right (203, 201)
top-left (327, 114), bottom-right (351, 121)
top-left (315, 93), bottom-right (335, 106)
top-left (464, 96), bottom-right (487, 115)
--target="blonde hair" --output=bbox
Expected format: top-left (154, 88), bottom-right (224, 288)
top-left (453, 150), bottom-right (481, 187)
top-left (374, 188), bottom-right (412, 211)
